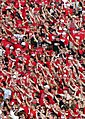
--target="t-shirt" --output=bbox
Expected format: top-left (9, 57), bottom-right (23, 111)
top-left (3, 88), bottom-right (12, 100)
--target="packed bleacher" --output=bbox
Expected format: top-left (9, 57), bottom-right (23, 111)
top-left (0, 0), bottom-right (85, 118)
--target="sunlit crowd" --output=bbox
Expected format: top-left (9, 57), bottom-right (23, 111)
top-left (0, 0), bottom-right (85, 118)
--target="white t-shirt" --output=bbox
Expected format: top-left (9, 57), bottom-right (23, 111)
top-left (3, 88), bottom-right (12, 100)
top-left (10, 110), bottom-right (19, 119)
top-left (14, 34), bottom-right (25, 41)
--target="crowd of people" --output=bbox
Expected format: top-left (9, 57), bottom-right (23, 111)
top-left (0, 0), bottom-right (85, 118)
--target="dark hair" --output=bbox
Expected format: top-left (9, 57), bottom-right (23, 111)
top-left (2, 81), bottom-right (6, 86)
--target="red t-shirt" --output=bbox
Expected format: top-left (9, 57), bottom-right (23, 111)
top-left (30, 109), bottom-right (36, 118)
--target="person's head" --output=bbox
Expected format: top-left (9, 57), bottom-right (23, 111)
top-left (49, 114), bottom-right (54, 119)
top-left (44, 85), bottom-right (50, 93)
top-left (61, 106), bottom-right (66, 113)
top-left (79, 108), bottom-right (84, 115)
top-left (16, 48), bottom-right (21, 54)
top-left (31, 104), bottom-right (36, 110)
top-left (12, 104), bottom-right (19, 112)
top-left (18, 111), bottom-right (26, 119)
top-left (0, 96), bottom-right (3, 104)
top-left (2, 31), bottom-right (6, 38)
top-left (19, 113), bottom-right (26, 119)
top-left (22, 100), bottom-right (27, 106)
top-left (73, 99), bottom-right (78, 105)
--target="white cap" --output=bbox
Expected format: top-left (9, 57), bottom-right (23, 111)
top-left (68, 56), bottom-right (73, 60)
top-left (61, 19), bottom-right (64, 23)
top-left (23, 76), bottom-right (26, 79)
top-left (67, 4), bottom-right (70, 7)
top-left (44, 85), bottom-right (50, 89)
top-left (72, 15), bottom-right (76, 18)
top-left (61, 39), bottom-right (65, 42)
top-left (52, 36), bottom-right (55, 39)
top-left (10, 46), bottom-right (14, 50)
top-left (62, 32), bottom-right (66, 35)
top-left (75, 36), bottom-right (80, 39)
top-left (12, 75), bottom-right (17, 79)
top-left (63, 74), bottom-right (67, 77)
top-left (59, 26), bottom-right (62, 30)
top-left (63, 28), bottom-right (67, 31)
top-left (21, 42), bottom-right (26, 46)
top-left (6, 6), bottom-right (11, 9)
top-left (32, 54), bottom-right (35, 56)
top-left (18, 108), bottom-right (24, 112)
top-left (16, 48), bottom-right (21, 51)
